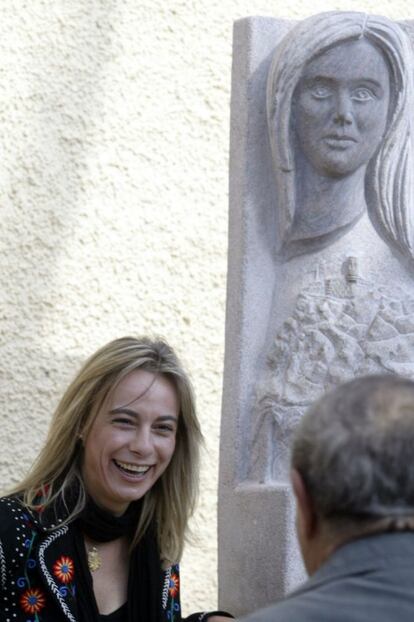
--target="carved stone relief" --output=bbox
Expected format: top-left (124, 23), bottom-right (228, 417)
top-left (248, 257), bottom-right (414, 482)
top-left (267, 12), bottom-right (414, 260)
top-left (220, 12), bottom-right (414, 615)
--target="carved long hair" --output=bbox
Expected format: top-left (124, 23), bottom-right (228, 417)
top-left (267, 11), bottom-right (414, 258)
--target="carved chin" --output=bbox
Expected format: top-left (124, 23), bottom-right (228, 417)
top-left (304, 140), bottom-right (382, 179)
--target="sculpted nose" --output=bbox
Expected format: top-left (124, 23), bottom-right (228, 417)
top-left (333, 93), bottom-right (353, 126)
top-left (334, 110), bottom-right (352, 126)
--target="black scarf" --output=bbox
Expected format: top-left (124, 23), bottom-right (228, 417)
top-left (72, 496), bottom-right (163, 622)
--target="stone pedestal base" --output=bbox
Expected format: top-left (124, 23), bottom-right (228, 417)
top-left (218, 483), bottom-right (305, 616)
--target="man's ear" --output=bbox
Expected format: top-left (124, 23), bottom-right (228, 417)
top-left (291, 468), bottom-right (317, 538)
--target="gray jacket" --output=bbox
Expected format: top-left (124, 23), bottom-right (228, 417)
top-left (242, 532), bottom-right (414, 622)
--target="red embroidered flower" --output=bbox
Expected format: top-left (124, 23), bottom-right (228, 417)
top-left (169, 572), bottom-right (179, 598)
top-left (53, 555), bottom-right (75, 584)
top-left (20, 587), bottom-right (46, 614)
top-left (34, 483), bottom-right (51, 513)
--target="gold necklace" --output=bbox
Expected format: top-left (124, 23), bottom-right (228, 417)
top-left (87, 545), bottom-right (102, 572)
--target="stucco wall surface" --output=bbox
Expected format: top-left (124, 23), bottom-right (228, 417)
top-left (0, 0), bottom-right (413, 614)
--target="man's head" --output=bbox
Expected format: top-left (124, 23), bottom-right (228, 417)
top-left (291, 375), bottom-right (414, 574)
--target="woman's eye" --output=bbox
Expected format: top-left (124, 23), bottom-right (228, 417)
top-left (154, 424), bottom-right (175, 433)
top-left (310, 84), bottom-right (332, 99)
top-left (352, 87), bottom-right (375, 102)
top-left (112, 417), bottom-right (134, 426)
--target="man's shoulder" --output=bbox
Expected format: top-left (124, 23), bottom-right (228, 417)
top-left (241, 581), bottom-right (369, 622)
top-left (242, 534), bottom-right (414, 622)
top-left (241, 593), bottom-right (321, 622)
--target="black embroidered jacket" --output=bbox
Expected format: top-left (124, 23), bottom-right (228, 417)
top-left (0, 496), bottom-right (182, 621)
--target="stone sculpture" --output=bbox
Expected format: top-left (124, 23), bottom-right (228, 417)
top-left (267, 12), bottom-right (414, 259)
top-left (219, 11), bottom-right (414, 616)
top-left (247, 11), bottom-right (414, 483)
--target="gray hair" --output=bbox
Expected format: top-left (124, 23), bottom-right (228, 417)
top-left (267, 11), bottom-right (414, 257)
top-left (292, 375), bottom-right (414, 525)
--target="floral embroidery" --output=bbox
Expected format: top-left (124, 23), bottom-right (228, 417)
top-left (34, 484), bottom-right (50, 513)
top-left (169, 571), bottom-right (179, 598)
top-left (165, 564), bottom-right (181, 621)
top-left (20, 587), bottom-right (46, 614)
top-left (53, 555), bottom-right (75, 584)
top-left (162, 566), bottom-right (172, 609)
top-left (38, 526), bottom-right (77, 622)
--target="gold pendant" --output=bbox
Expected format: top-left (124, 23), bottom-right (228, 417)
top-left (87, 546), bottom-right (101, 572)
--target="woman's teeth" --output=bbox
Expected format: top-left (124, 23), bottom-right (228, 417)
top-left (114, 460), bottom-right (151, 475)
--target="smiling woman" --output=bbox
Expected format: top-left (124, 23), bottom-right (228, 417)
top-left (82, 370), bottom-right (179, 517)
top-left (0, 337), bottom-right (233, 622)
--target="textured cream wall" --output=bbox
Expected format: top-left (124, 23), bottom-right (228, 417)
top-left (0, 0), bottom-right (412, 614)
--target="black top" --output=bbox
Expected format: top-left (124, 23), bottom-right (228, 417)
top-left (100, 603), bottom-right (128, 622)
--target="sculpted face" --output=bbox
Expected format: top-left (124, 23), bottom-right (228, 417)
top-left (293, 39), bottom-right (390, 178)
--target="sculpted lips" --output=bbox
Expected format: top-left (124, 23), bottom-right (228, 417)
top-left (323, 134), bottom-right (357, 149)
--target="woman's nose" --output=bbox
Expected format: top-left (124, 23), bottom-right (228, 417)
top-left (129, 428), bottom-right (152, 455)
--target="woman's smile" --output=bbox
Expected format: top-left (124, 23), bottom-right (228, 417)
top-left (82, 369), bottom-right (179, 515)
top-left (112, 460), bottom-right (152, 476)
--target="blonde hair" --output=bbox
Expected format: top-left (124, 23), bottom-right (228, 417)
top-left (10, 336), bottom-right (202, 563)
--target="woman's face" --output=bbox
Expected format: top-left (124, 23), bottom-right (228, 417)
top-left (293, 38), bottom-right (390, 177)
top-left (82, 369), bottom-right (179, 515)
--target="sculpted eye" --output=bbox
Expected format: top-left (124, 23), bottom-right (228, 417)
top-left (352, 87), bottom-right (375, 102)
top-left (310, 84), bottom-right (332, 99)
